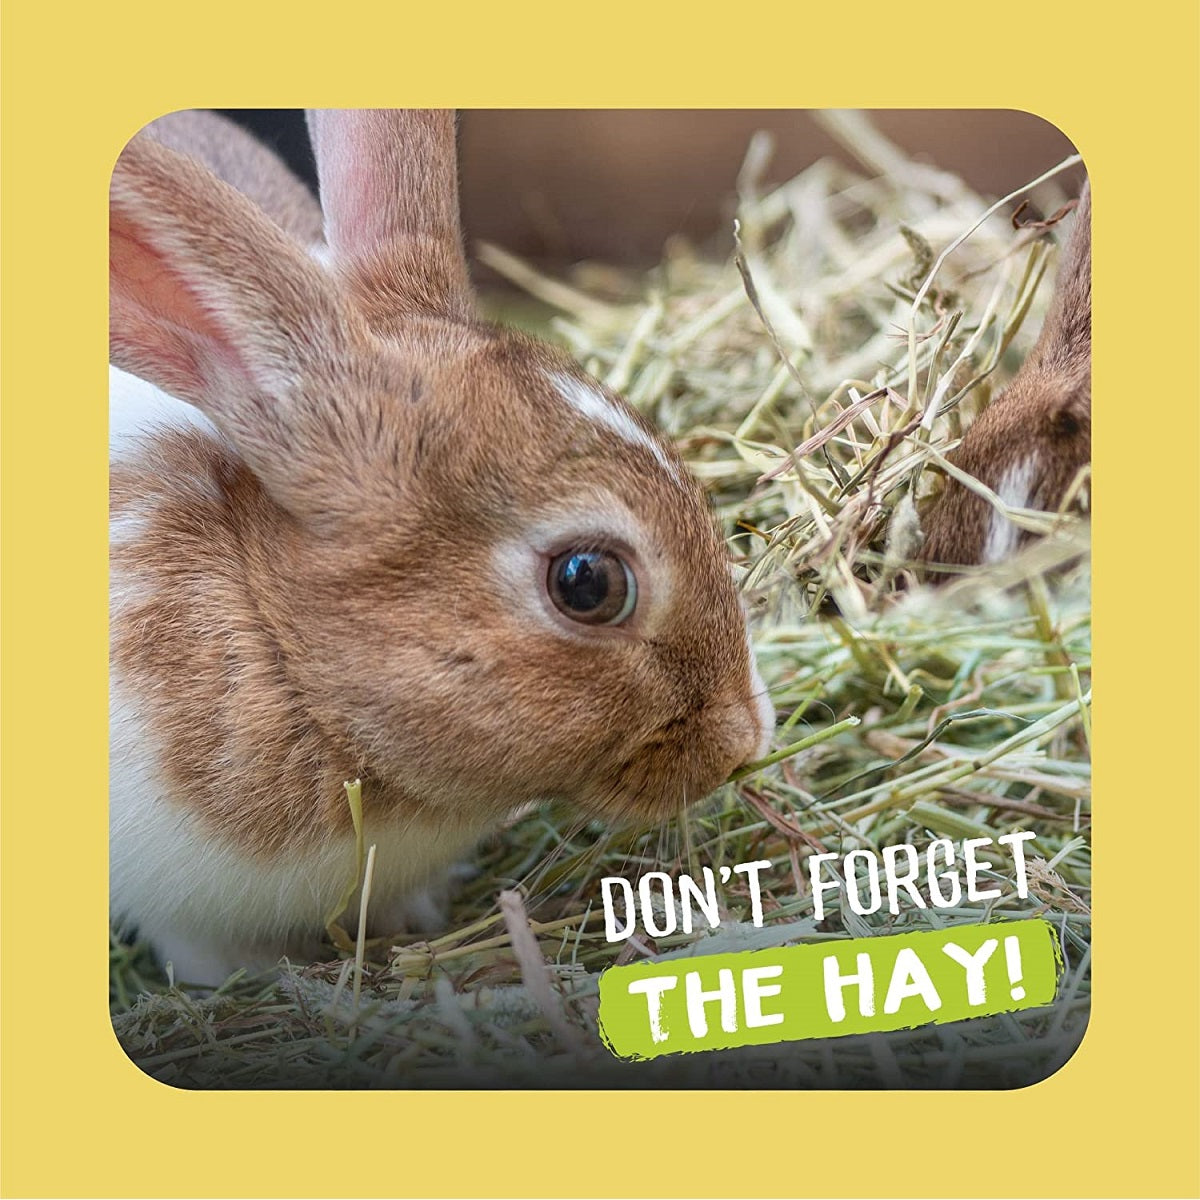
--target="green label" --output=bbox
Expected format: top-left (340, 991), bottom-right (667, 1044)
top-left (597, 919), bottom-right (1062, 1061)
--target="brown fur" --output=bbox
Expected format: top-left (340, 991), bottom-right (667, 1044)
top-left (111, 113), bottom-right (765, 861)
top-left (145, 110), bottom-right (324, 244)
top-left (920, 183), bottom-right (1091, 567)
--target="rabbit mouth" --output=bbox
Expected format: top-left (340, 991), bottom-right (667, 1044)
top-left (577, 733), bottom-right (741, 826)
top-left (590, 682), bottom-right (770, 823)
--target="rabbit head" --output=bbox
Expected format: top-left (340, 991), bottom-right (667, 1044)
top-left (920, 182), bottom-right (1091, 567)
top-left (109, 111), bottom-right (773, 870)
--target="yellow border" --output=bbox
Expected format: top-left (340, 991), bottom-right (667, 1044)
top-left (3, 2), bottom-right (1197, 1197)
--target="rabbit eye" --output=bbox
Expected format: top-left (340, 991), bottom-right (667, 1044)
top-left (547, 550), bottom-right (637, 626)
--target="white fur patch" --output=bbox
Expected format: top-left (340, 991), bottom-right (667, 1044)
top-left (746, 629), bottom-right (776, 761)
top-left (983, 456), bottom-right (1038, 563)
top-left (109, 508), bottom-right (150, 549)
top-left (548, 371), bottom-right (682, 485)
top-left (109, 673), bottom-right (485, 983)
top-left (110, 366), bottom-right (226, 622)
top-left (109, 365), bottom-right (222, 463)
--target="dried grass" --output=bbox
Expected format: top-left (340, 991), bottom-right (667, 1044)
top-left (112, 112), bottom-right (1090, 1090)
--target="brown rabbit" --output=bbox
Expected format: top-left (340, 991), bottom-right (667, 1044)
top-left (920, 183), bottom-right (1091, 566)
top-left (109, 110), bottom-right (774, 985)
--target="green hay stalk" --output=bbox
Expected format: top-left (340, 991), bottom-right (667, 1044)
top-left (112, 115), bottom-right (1090, 1091)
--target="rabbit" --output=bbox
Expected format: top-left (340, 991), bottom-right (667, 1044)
top-left (143, 109), bottom-right (323, 246)
top-left (919, 181), bottom-right (1091, 567)
top-left (109, 109), bottom-right (776, 986)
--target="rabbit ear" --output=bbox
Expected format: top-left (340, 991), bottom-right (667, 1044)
top-left (145, 109), bottom-right (324, 245)
top-left (1059, 181), bottom-right (1091, 293)
top-left (1035, 181), bottom-right (1091, 373)
top-left (306, 109), bottom-right (473, 324)
top-left (110, 132), bottom-right (372, 521)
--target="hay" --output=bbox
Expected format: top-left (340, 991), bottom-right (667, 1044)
top-left (111, 113), bottom-right (1090, 1090)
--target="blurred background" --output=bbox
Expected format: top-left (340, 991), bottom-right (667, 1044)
top-left (220, 109), bottom-right (1082, 270)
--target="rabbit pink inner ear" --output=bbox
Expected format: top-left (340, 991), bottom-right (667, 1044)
top-left (309, 113), bottom-right (390, 254)
top-left (308, 109), bottom-right (473, 321)
top-left (109, 218), bottom-right (249, 405)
